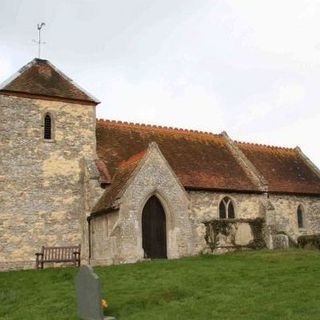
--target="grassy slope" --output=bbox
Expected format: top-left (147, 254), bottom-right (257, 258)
top-left (1, 250), bottom-right (320, 320)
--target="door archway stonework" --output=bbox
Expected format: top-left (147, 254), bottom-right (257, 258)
top-left (142, 195), bottom-right (167, 259)
top-left (111, 143), bottom-right (194, 263)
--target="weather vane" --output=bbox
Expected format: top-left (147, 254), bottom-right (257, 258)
top-left (33, 22), bottom-right (46, 58)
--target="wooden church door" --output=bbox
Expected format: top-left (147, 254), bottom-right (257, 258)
top-left (142, 196), bottom-right (167, 259)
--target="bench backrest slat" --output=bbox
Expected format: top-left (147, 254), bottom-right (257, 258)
top-left (41, 245), bottom-right (80, 262)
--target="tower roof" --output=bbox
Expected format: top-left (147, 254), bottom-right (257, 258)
top-left (0, 58), bottom-right (99, 105)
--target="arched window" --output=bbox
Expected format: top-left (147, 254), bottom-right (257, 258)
top-left (44, 113), bottom-right (52, 140)
top-left (297, 205), bottom-right (304, 229)
top-left (219, 197), bottom-right (235, 219)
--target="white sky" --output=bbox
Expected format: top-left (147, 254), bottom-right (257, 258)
top-left (1, 0), bottom-right (319, 167)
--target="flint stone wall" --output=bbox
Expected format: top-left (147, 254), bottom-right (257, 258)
top-left (189, 191), bottom-right (320, 252)
top-left (267, 194), bottom-right (320, 241)
top-left (0, 95), bottom-right (99, 270)
top-left (204, 218), bottom-right (265, 251)
top-left (188, 191), bottom-right (266, 253)
top-left (90, 167), bottom-right (320, 265)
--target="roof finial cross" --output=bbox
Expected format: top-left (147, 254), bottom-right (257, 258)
top-left (33, 22), bottom-right (46, 59)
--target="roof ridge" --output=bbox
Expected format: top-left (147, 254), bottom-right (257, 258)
top-left (235, 140), bottom-right (295, 151)
top-left (96, 118), bottom-right (222, 138)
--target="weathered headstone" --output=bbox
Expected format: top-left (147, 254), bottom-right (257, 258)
top-left (75, 265), bottom-right (116, 320)
top-left (235, 223), bottom-right (254, 246)
top-left (272, 234), bottom-right (289, 249)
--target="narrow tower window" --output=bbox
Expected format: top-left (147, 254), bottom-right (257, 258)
top-left (297, 205), bottom-right (304, 229)
top-left (44, 114), bottom-right (52, 140)
top-left (219, 197), bottom-right (235, 219)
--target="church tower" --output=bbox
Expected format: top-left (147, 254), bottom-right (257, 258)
top-left (0, 58), bottom-right (100, 269)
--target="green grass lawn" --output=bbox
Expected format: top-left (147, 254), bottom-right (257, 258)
top-left (1, 249), bottom-right (320, 320)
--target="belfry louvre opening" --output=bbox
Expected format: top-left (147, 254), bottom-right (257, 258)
top-left (44, 114), bottom-right (52, 139)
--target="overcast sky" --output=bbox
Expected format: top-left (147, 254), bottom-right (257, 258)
top-left (1, 0), bottom-right (319, 167)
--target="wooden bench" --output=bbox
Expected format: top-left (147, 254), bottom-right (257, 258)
top-left (35, 245), bottom-right (81, 269)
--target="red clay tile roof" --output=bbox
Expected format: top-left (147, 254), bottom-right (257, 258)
top-left (237, 142), bottom-right (320, 195)
top-left (92, 151), bottom-right (145, 213)
top-left (94, 159), bottom-right (112, 184)
top-left (0, 58), bottom-right (99, 105)
top-left (96, 119), bottom-right (258, 192)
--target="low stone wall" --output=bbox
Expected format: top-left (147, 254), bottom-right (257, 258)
top-left (204, 218), bottom-right (265, 252)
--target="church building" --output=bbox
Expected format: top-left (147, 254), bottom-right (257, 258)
top-left (1, 58), bottom-right (320, 270)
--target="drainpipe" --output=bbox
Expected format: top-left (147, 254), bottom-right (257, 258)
top-left (87, 216), bottom-right (91, 264)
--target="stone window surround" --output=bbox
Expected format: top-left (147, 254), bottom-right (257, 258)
top-left (41, 110), bottom-right (56, 142)
top-left (218, 195), bottom-right (236, 219)
top-left (297, 204), bottom-right (306, 231)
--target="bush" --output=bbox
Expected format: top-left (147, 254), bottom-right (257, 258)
top-left (297, 234), bottom-right (320, 249)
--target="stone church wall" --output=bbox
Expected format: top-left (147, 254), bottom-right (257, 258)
top-left (267, 194), bottom-right (320, 241)
top-left (90, 210), bottom-right (120, 265)
top-left (0, 95), bottom-right (98, 270)
top-left (90, 169), bottom-right (320, 266)
top-left (204, 217), bottom-right (265, 251)
top-left (188, 191), bottom-right (266, 253)
top-left (188, 191), bottom-right (320, 252)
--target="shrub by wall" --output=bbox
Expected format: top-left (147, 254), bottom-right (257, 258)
top-left (297, 234), bottom-right (320, 249)
top-left (204, 218), bottom-right (265, 251)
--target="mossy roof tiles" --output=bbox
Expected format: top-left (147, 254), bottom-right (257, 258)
top-left (0, 58), bottom-right (99, 104)
top-left (237, 142), bottom-right (320, 195)
top-left (96, 119), bottom-right (258, 193)
top-left (96, 119), bottom-right (320, 197)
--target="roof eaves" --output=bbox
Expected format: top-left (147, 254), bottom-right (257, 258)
top-left (88, 205), bottom-right (119, 219)
top-left (185, 186), bottom-right (264, 194)
top-left (0, 59), bottom-right (37, 91)
top-left (268, 190), bottom-right (320, 197)
top-left (0, 90), bottom-right (98, 105)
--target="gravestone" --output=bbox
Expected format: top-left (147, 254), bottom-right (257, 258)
top-left (75, 265), bottom-right (116, 320)
top-left (272, 234), bottom-right (289, 249)
top-left (235, 223), bottom-right (254, 246)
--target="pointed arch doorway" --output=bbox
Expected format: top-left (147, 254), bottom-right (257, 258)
top-left (142, 195), bottom-right (167, 259)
